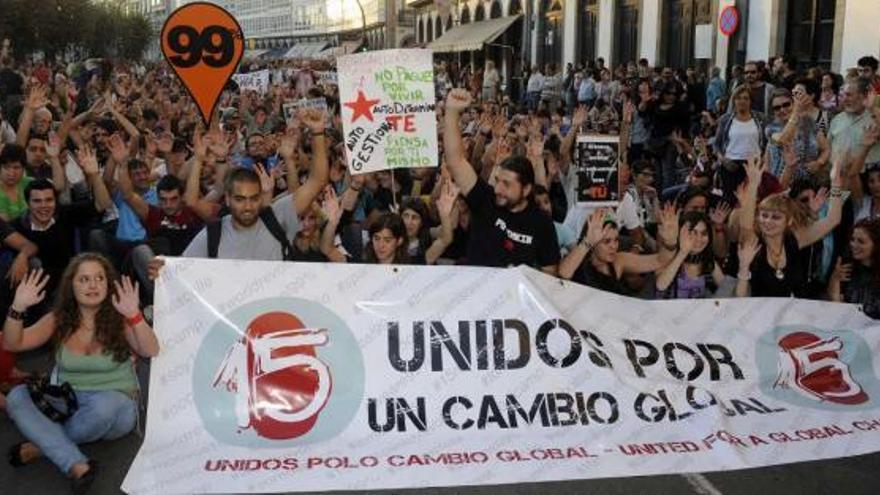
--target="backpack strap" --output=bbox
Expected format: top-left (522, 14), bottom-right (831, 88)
top-left (206, 220), bottom-right (222, 259)
top-left (259, 207), bottom-right (294, 261)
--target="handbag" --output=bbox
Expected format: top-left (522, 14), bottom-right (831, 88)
top-left (25, 374), bottom-right (79, 423)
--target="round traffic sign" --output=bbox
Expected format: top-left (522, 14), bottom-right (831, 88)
top-left (719, 6), bottom-right (739, 37)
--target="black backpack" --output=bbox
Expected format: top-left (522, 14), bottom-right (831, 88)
top-left (206, 207), bottom-right (294, 261)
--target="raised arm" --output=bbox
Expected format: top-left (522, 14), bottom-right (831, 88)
top-left (45, 134), bottom-right (67, 192)
top-left (113, 147), bottom-right (149, 221)
top-left (75, 144), bottom-right (112, 212)
top-left (424, 179), bottom-right (458, 265)
top-left (559, 209), bottom-right (606, 280)
top-left (293, 109), bottom-right (329, 216)
top-left (319, 187), bottom-right (348, 263)
top-left (3, 269), bottom-right (55, 352)
top-left (16, 85), bottom-right (48, 147)
top-left (794, 156), bottom-right (844, 248)
top-left (737, 156), bottom-right (763, 244)
top-left (185, 129), bottom-right (221, 221)
top-left (443, 89), bottom-right (478, 195)
top-left (655, 225), bottom-right (693, 291)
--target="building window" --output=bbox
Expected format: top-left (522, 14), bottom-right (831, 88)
top-left (784, 0), bottom-right (835, 70)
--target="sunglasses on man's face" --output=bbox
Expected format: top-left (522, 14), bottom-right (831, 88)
top-left (744, 70), bottom-right (757, 75)
top-left (772, 101), bottom-right (792, 111)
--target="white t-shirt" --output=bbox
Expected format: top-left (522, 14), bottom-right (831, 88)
top-left (725, 118), bottom-right (761, 160)
top-left (616, 186), bottom-right (644, 231)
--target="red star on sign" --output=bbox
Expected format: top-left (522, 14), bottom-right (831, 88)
top-left (344, 90), bottom-right (380, 123)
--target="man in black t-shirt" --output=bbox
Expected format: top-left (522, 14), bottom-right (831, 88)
top-left (443, 89), bottom-right (560, 273)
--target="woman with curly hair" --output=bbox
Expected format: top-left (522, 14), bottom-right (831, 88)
top-left (3, 253), bottom-right (159, 493)
top-left (829, 218), bottom-right (880, 318)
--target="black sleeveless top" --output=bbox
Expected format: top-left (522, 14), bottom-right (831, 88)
top-left (749, 233), bottom-right (807, 297)
top-left (572, 262), bottom-right (633, 296)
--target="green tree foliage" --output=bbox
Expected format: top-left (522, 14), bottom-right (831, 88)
top-left (0, 0), bottom-right (152, 61)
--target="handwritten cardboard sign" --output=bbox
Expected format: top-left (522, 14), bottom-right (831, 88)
top-left (232, 69), bottom-right (270, 94)
top-left (338, 49), bottom-right (438, 174)
top-left (316, 71), bottom-right (338, 85)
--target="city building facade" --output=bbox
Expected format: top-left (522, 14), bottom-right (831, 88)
top-left (415, 0), bottom-right (880, 80)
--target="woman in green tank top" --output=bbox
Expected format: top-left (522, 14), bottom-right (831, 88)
top-left (2, 253), bottom-right (159, 494)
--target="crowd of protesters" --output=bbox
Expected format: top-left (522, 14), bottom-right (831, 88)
top-left (0, 35), bottom-right (880, 490)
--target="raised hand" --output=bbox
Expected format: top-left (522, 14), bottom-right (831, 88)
top-left (192, 127), bottom-right (208, 160)
top-left (809, 187), bottom-right (829, 214)
top-left (299, 108), bottom-right (327, 134)
top-left (108, 133), bottom-right (129, 164)
top-left (322, 185), bottom-right (343, 223)
top-left (584, 209), bottom-right (610, 247)
top-left (46, 133), bottom-right (61, 159)
top-left (75, 144), bottom-right (100, 176)
top-left (657, 202), bottom-right (680, 247)
top-left (709, 201), bottom-right (731, 227)
top-left (436, 178), bottom-right (459, 218)
top-left (26, 85), bottom-right (49, 110)
top-left (254, 163), bottom-right (274, 194)
top-left (679, 224), bottom-right (696, 253)
top-left (112, 275), bottom-right (141, 320)
top-left (445, 88), bottom-right (472, 113)
top-left (737, 236), bottom-right (762, 269)
top-left (745, 155), bottom-right (764, 187)
top-left (11, 269), bottom-right (49, 311)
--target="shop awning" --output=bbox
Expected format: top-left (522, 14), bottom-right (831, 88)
top-left (427, 15), bottom-right (521, 53)
top-left (317, 41), bottom-right (363, 60)
top-left (260, 46), bottom-right (290, 60)
top-left (243, 49), bottom-right (268, 59)
top-left (284, 42), bottom-right (329, 60)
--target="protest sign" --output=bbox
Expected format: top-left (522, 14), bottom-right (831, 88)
top-left (123, 259), bottom-right (880, 494)
top-left (283, 98), bottom-right (329, 123)
top-left (337, 49), bottom-right (438, 174)
top-left (575, 134), bottom-right (620, 206)
top-left (316, 71), bottom-right (338, 85)
top-left (232, 69), bottom-right (270, 94)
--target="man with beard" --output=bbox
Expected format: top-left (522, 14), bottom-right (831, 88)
top-left (147, 108), bottom-right (329, 279)
top-left (443, 88), bottom-right (559, 274)
top-left (730, 61), bottom-right (775, 115)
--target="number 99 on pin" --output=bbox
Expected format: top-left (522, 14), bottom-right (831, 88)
top-left (160, 2), bottom-right (244, 126)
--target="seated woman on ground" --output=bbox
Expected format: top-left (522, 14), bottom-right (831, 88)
top-left (3, 253), bottom-right (159, 493)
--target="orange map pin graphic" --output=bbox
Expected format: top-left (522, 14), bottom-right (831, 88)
top-left (160, 2), bottom-right (244, 126)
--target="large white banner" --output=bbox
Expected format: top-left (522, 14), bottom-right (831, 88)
top-left (123, 260), bottom-right (880, 494)
top-left (337, 49), bottom-right (438, 174)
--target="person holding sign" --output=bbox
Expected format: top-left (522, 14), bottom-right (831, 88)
top-left (444, 89), bottom-right (560, 274)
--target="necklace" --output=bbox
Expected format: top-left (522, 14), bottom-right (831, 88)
top-left (767, 244), bottom-right (786, 280)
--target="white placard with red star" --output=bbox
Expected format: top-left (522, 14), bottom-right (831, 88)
top-left (337, 49), bottom-right (438, 174)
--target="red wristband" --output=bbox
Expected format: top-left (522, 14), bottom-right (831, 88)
top-left (126, 312), bottom-right (144, 326)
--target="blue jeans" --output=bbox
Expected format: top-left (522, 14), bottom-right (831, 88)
top-left (6, 385), bottom-right (137, 474)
